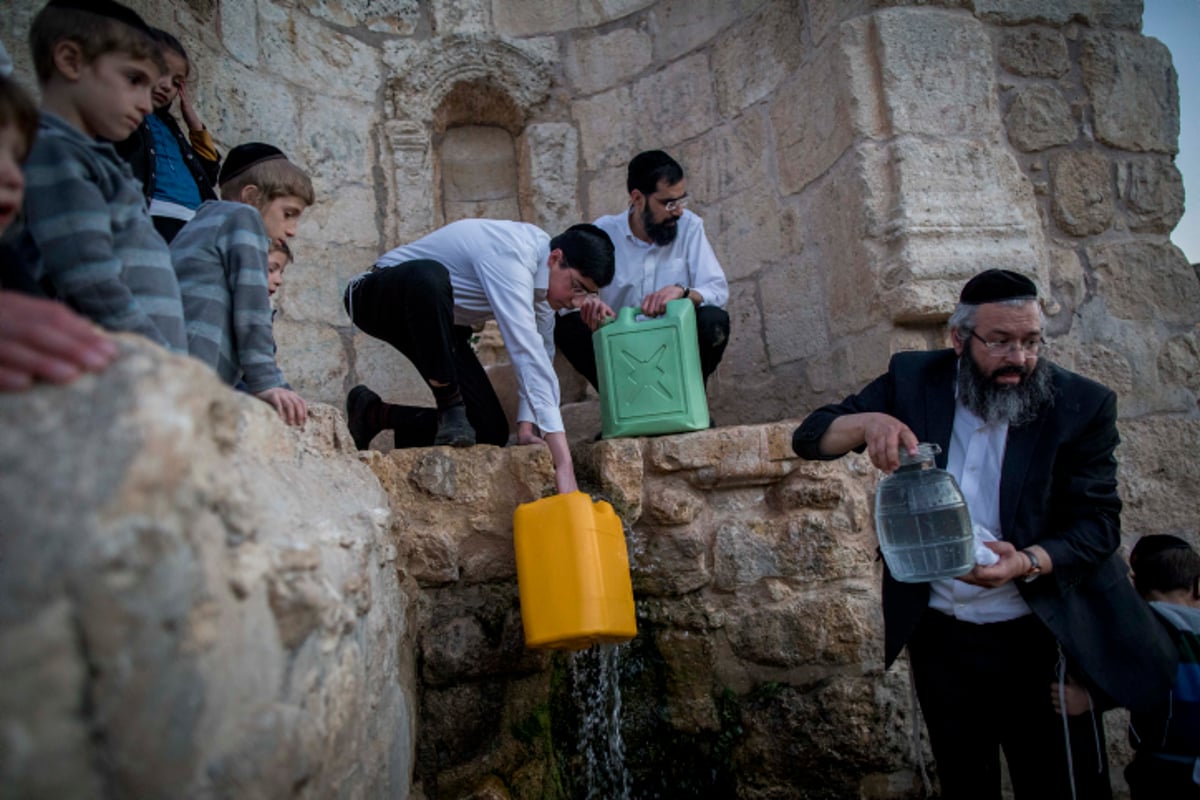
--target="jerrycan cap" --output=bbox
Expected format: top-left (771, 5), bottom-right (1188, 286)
top-left (897, 442), bottom-right (941, 469)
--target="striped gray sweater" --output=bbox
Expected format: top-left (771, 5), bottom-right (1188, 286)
top-left (14, 112), bottom-right (186, 352)
top-left (170, 201), bottom-right (285, 392)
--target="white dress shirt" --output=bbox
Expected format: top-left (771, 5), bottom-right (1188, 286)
top-left (591, 208), bottom-right (729, 312)
top-left (928, 399), bottom-right (1032, 623)
top-left (368, 219), bottom-right (563, 434)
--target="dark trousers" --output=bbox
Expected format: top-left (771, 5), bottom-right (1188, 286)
top-left (907, 610), bottom-right (1111, 800)
top-left (1125, 752), bottom-right (1200, 799)
top-left (152, 215), bottom-right (188, 244)
top-left (553, 304), bottom-right (730, 390)
top-left (343, 260), bottom-right (508, 447)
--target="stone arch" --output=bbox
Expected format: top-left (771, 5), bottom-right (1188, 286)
top-left (381, 36), bottom-right (555, 239)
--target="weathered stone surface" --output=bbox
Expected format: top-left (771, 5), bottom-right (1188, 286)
top-left (677, 112), bottom-right (768, 207)
top-left (219, 0), bottom-right (258, 65)
top-left (627, 521), bottom-right (713, 596)
top-left (725, 587), bottom-right (878, 667)
top-left (772, 40), bottom-right (854, 196)
top-left (1050, 149), bottom-right (1114, 235)
top-left (0, 337), bottom-right (412, 799)
top-left (761, 256), bottom-right (826, 368)
top-left (273, 320), bottom-right (349, 406)
top-left (646, 423), bottom-right (800, 487)
top-left (1120, 157), bottom-right (1185, 234)
top-left (1081, 30), bottom-right (1179, 153)
top-left (581, 437), bottom-right (645, 521)
top-left (491, 0), bottom-right (654, 36)
top-left (711, 0), bottom-right (805, 117)
top-left (565, 26), bottom-right (653, 96)
top-left (200, 66), bottom-right (300, 155)
top-left (517, 123), bottom-right (582, 237)
top-left (975, 0), bottom-right (1088, 24)
top-left (1088, 241), bottom-right (1200, 323)
top-left (258, 2), bottom-right (382, 102)
top-left (289, 0), bottom-right (419, 34)
top-left (1118, 417), bottom-right (1200, 539)
top-left (649, 0), bottom-right (761, 62)
top-left (442, 125), bottom-right (521, 222)
top-left (873, 9), bottom-right (997, 137)
top-left (1157, 331), bottom-right (1200, 398)
top-left (1005, 84), bottom-right (1077, 152)
top-left (997, 27), bottom-right (1070, 78)
top-left (431, 0), bottom-right (489, 34)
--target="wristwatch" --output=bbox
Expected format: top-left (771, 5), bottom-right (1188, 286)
top-left (675, 282), bottom-right (690, 300)
top-left (1022, 549), bottom-right (1042, 583)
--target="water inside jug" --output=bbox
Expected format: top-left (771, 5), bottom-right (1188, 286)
top-left (873, 443), bottom-right (974, 583)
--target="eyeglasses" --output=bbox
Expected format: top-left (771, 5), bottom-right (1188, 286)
top-left (970, 331), bottom-right (1044, 357)
top-left (569, 274), bottom-right (597, 297)
top-left (652, 194), bottom-right (691, 213)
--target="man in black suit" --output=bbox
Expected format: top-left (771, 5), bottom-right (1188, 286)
top-left (792, 269), bottom-right (1177, 799)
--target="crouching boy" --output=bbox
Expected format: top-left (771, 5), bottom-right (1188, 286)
top-left (169, 142), bottom-right (313, 426)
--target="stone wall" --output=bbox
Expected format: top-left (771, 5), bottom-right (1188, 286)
top-left (0, 338), bottom-right (416, 800)
top-left (1, 0), bottom-right (1194, 538)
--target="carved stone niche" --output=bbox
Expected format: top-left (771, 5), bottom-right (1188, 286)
top-left (380, 36), bottom-right (555, 240)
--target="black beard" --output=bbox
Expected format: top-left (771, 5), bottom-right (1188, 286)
top-left (641, 205), bottom-right (678, 246)
top-left (957, 347), bottom-right (1055, 426)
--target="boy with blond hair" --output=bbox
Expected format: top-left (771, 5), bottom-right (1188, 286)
top-left (10, 0), bottom-right (186, 352)
top-left (169, 143), bottom-right (314, 426)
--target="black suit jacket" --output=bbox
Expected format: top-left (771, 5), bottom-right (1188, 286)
top-left (793, 349), bottom-right (1177, 712)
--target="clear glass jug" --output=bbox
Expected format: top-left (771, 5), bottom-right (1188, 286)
top-left (873, 443), bottom-right (974, 583)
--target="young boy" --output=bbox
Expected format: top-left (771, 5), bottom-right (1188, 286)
top-left (267, 239), bottom-right (292, 297)
top-left (9, 0), bottom-right (186, 352)
top-left (0, 72), bottom-right (117, 389)
top-left (169, 143), bottom-right (314, 427)
top-left (1124, 535), bottom-right (1200, 798)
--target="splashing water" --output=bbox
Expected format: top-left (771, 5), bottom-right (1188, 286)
top-left (568, 643), bottom-right (631, 800)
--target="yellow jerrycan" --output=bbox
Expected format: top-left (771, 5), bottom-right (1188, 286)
top-left (512, 491), bottom-right (637, 650)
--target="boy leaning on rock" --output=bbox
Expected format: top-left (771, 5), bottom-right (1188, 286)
top-left (9, 0), bottom-right (186, 353)
top-left (169, 143), bottom-right (314, 427)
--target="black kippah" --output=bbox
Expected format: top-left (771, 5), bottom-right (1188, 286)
top-left (959, 269), bottom-right (1038, 304)
top-left (45, 0), bottom-right (152, 35)
top-left (219, 143), bottom-right (287, 185)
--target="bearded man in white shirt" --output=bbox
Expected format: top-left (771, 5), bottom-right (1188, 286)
top-left (554, 150), bottom-right (730, 391)
top-left (343, 220), bottom-right (614, 495)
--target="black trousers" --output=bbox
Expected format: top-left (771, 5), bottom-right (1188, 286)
top-left (553, 304), bottom-right (730, 390)
top-left (343, 260), bottom-right (508, 447)
top-left (907, 610), bottom-right (1111, 800)
top-left (152, 215), bottom-right (188, 244)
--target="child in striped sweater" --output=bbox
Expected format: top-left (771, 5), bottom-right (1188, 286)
top-left (169, 143), bottom-right (313, 426)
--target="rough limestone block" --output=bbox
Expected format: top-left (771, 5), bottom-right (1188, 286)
top-left (649, 0), bottom-right (758, 62)
top-left (291, 0), bottom-right (419, 34)
top-left (707, 193), bottom-right (784, 282)
top-left (974, 0), bottom-right (1091, 24)
top-left (872, 8), bottom-right (996, 137)
top-left (273, 320), bottom-right (349, 405)
top-left (517, 123), bottom-right (581, 237)
top-left (646, 424), bottom-right (799, 488)
top-left (1117, 417), bottom-right (1200, 539)
top-left (631, 52), bottom-right (719, 156)
top-left (219, 0), bottom-right (258, 65)
top-left (712, 0), bottom-right (806, 117)
top-left (491, 0), bottom-right (654, 36)
top-left (1005, 84), bottom-right (1077, 152)
top-left (997, 27), bottom-right (1070, 78)
top-left (677, 112), bottom-right (768, 205)
top-left (431, 0), bottom-right (489, 34)
top-left (565, 26), bottom-right (653, 96)
top-left (351, 330), bottom-right (437, 413)
top-left (573, 85), bottom-right (638, 170)
top-left (295, 95), bottom-right (377, 190)
top-left (584, 163), bottom-right (630, 218)
top-left (1088, 240), bottom-right (1200, 324)
top-left (1120, 157), bottom-right (1185, 234)
top-left (381, 120), bottom-right (437, 243)
top-left (257, 2), bottom-right (382, 102)
top-left (0, 337), bottom-right (410, 799)
top-left (200, 65), bottom-right (299, 155)
top-left (1081, 30), bottom-right (1179, 154)
top-left (277, 242), bottom-right (374, 327)
top-left (626, 520), bottom-right (713, 596)
top-left (724, 587), bottom-right (878, 667)
top-left (580, 436), bottom-right (645, 522)
top-left (1050, 149), bottom-right (1114, 236)
top-left (1157, 331), bottom-right (1200, 399)
top-left (715, 279), bottom-right (773, 392)
top-left (761, 258), bottom-right (826, 369)
top-left (771, 41), bottom-right (854, 196)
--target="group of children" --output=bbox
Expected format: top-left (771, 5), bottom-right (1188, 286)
top-left (0, 0), bottom-right (309, 425)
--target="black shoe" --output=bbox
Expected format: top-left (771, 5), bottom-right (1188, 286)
top-left (346, 385), bottom-right (383, 451)
top-left (434, 403), bottom-right (476, 447)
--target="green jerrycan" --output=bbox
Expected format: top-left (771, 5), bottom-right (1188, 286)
top-left (592, 298), bottom-right (710, 439)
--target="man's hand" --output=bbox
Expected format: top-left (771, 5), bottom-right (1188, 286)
top-left (0, 292), bottom-right (118, 391)
top-left (641, 284), bottom-right (688, 317)
top-left (517, 421), bottom-right (544, 445)
top-left (957, 541), bottom-right (1028, 588)
top-left (579, 296), bottom-right (615, 331)
top-left (255, 386), bottom-right (308, 427)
